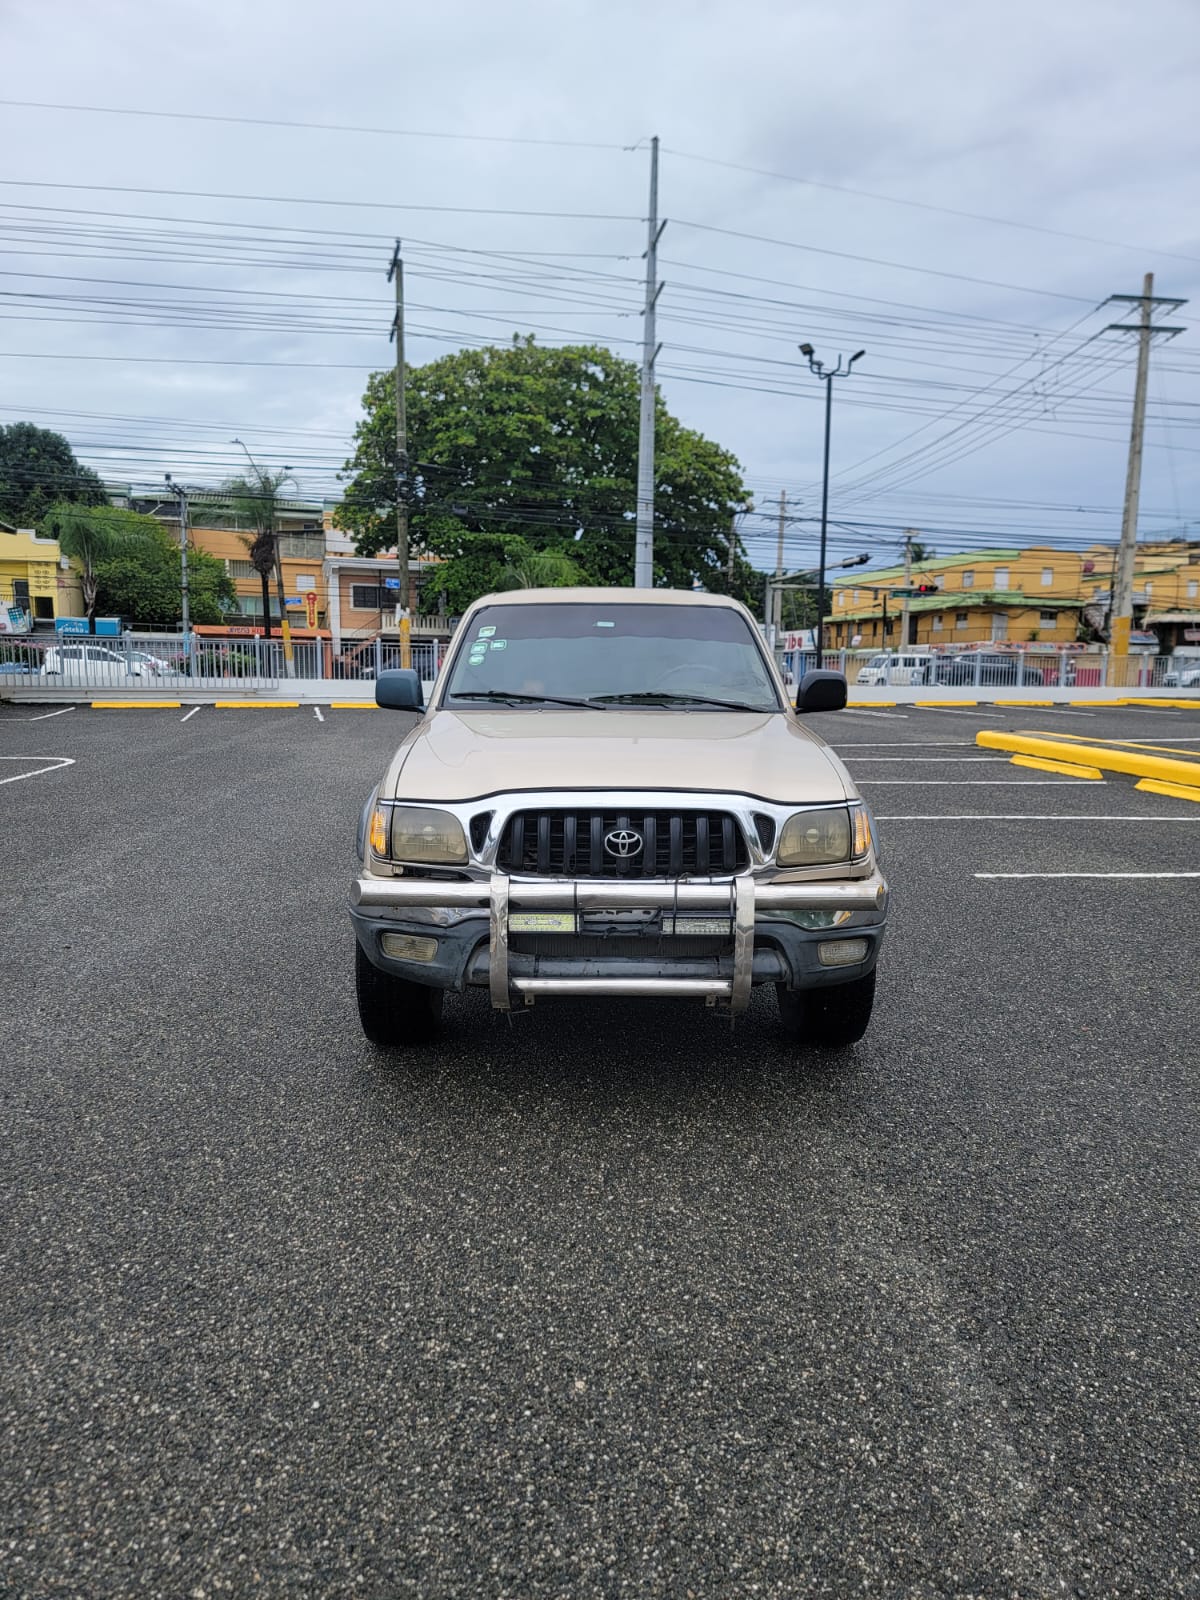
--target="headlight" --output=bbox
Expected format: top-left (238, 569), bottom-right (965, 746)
top-left (777, 807), bottom-right (852, 866)
top-left (389, 806), bottom-right (468, 864)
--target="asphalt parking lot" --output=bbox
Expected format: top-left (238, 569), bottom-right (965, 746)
top-left (2, 698), bottom-right (1198, 1599)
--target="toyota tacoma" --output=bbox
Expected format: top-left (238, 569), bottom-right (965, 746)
top-left (350, 589), bottom-right (887, 1047)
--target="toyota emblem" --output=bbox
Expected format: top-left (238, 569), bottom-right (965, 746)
top-left (604, 828), bottom-right (644, 859)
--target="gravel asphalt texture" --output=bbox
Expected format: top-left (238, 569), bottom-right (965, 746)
top-left (2, 699), bottom-right (1198, 1598)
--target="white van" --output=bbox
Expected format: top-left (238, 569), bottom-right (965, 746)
top-left (854, 651), bottom-right (934, 687)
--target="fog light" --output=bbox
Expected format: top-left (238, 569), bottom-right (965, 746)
top-left (381, 933), bottom-right (439, 962)
top-left (817, 937), bottom-right (869, 968)
top-left (782, 909), bottom-right (853, 930)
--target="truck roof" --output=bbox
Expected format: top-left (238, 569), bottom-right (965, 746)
top-left (467, 587), bottom-right (746, 609)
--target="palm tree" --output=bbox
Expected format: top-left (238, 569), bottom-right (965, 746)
top-left (207, 468), bottom-right (295, 639)
top-left (494, 547), bottom-right (582, 591)
top-left (42, 502), bottom-right (155, 631)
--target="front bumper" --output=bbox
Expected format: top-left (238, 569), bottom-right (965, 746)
top-left (350, 871), bottom-right (888, 1013)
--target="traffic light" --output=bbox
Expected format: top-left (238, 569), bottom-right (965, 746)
top-left (914, 583), bottom-right (938, 595)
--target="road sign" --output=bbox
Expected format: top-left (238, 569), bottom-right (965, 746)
top-left (383, 577), bottom-right (401, 590)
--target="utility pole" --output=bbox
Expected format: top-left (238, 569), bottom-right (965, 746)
top-left (165, 475), bottom-right (191, 662)
top-left (388, 240), bottom-right (412, 669)
top-left (800, 343), bottom-right (865, 667)
top-left (900, 530), bottom-right (914, 649)
top-left (1107, 274), bottom-right (1187, 660)
top-left (773, 489), bottom-right (787, 638)
top-left (634, 136), bottom-right (664, 589)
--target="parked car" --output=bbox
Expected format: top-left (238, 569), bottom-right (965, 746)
top-left (0, 659), bottom-right (33, 675)
top-left (40, 643), bottom-right (155, 683)
top-left (855, 651), bottom-right (934, 686)
top-left (934, 653), bottom-right (1045, 687)
top-left (351, 588), bottom-right (888, 1050)
top-left (1162, 659), bottom-right (1200, 689)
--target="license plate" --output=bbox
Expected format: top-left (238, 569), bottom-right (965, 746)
top-left (509, 912), bottom-right (577, 933)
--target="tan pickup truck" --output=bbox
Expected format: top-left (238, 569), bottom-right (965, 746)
top-left (350, 588), bottom-right (887, 1048)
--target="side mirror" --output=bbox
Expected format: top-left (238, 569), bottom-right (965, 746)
top-left (375, 668), bottom-right (424, 711)
top-left (794, 669), bottom-right (848, 714)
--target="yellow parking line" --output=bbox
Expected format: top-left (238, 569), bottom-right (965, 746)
top-left (214, 700), bottom-right (301, 709)
top-left (1011, 754), bottom-right (1103, 780)
top-left (92, 700), bottom-right (182, 709)
top-left (1135, 778), bottom-right (1200, 803)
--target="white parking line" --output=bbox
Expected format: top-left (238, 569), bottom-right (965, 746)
top-left (181, 706), bottom-right (201, 723)
top-left (844, 756), bottom-right (1008, 762)
top-left (862, 779), bottom-right (1104, 786)
top-left (976, 871), bottom-right (1200, 879)
top-left (876, 813), bottom-right (1200, 821)
top-left (28, 707), bottom-right (75, 722)
top-left (314, 706), bottom-right (325, 722)
top-left (840, 709), bottom-right (910, 719)
top-left (832, 741), bottom-right (975, 748)
top-left (0, 756), bottom-right (75, 785)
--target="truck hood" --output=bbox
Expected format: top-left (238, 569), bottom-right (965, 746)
top-left (382, 709), bottom-right (856, 805)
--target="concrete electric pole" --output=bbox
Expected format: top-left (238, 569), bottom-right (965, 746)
top-left (388, 240), bottom-right (412, 669)
top-left (1106, 274), bottom-right (1187, 660)
top-left (165, 475), bottom-right (190, 661)
top-left (773, 489), bottom-right (787, 637)
top-left (900, 530), bottom-right (914, 649)
top-left (634, 137), bottom-right (664, 589)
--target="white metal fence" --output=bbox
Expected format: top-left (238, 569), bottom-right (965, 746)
top-left (0, 632), bottom-right (450, 690)
top-left (776, 646), bottom-right (1196, 691)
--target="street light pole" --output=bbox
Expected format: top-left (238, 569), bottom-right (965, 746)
top-left (799, 344), bottom-right (864, 668)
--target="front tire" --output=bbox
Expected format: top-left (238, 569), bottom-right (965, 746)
top-left (776, 969), bottom-right (876, 1049)
top-left (355, 940), bottom-right (443, 1046)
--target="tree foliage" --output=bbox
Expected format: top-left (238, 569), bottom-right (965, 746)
top-left (204, 470), bottom-right (295, 636)
top-left (336, 340), bottom-right (761, 611)
top-left (0, 423), bottom-right (106, 529)
top-left (93, 523), bottom-right (236, 627)
top-left (41, 503), bottom-right (159, 623)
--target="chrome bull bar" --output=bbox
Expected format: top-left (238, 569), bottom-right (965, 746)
top-left (352, 872), bottom-right (888, 1013)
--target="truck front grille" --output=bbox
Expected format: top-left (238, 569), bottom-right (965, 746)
top-left (495, 809), bottom-right (749, 878)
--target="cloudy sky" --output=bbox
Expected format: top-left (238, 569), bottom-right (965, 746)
top-left (2, 0), bottom-right (1198, 573)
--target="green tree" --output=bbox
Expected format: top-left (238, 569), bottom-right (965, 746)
top-left (40, 503), bottom-right (158, 630)
top-left (0, 423), bottom-right (106, 528)
top-left (336, 340), bottom-right (752, 610)
top-left (94, 524), bottom-right (235, 627)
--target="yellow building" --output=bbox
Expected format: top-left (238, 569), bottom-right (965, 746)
top-left (828, 540), bottom-right (1200, 651)
top-left (0, 525), bottom-right (84, 626)
top-left (187, 522), bottom-right (328, 628)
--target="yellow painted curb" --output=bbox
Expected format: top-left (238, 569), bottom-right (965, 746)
top-left (92, 700), bottom-right (182, 709)
top-left (847, 700), bottom-right (897, 706)
top-left (916, 700), bottom-right (977, 707)
top-left (1019, 730), bottom-right (1200, 759)
top-left (1068, 700), bottom-right (1127, 707)
top-left (214, 700), bottom-right (301, 709)
top-left (330, 702), bottom-right (377, 709)
top-left (1135, 778), bottom-right (1200, 803)
top-left (978, 730), bottom-right (1200, 788)
top-left (1010, 754), bottom-right (1103, 780)
top-left (1120, 698), bottom-right (1200, 710)
top-left (992, 699), bottom-right (1054, 707)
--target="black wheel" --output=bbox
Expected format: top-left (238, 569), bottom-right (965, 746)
top-left (355, 940), bottom-right (443, 1046)
top-left (776, 969), bottom-right (876, 1049)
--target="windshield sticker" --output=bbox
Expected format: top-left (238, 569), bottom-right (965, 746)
top-left (477, 625), bottom-right (497, 638)
top-left (468, 647), bottom-right (487, 665)
top-left (595, 620), bottom-right (616, 628)
top-left (489, 639), bottom-right (508, 651)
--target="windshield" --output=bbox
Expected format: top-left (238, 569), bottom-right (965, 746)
top-left (443, 601), bottom-right (782, 711)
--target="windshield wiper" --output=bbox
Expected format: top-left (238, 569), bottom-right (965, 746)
top-left (591, 691), bottom-right (770, 712)
top-left (447, 689), bottom-right (607, 709)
